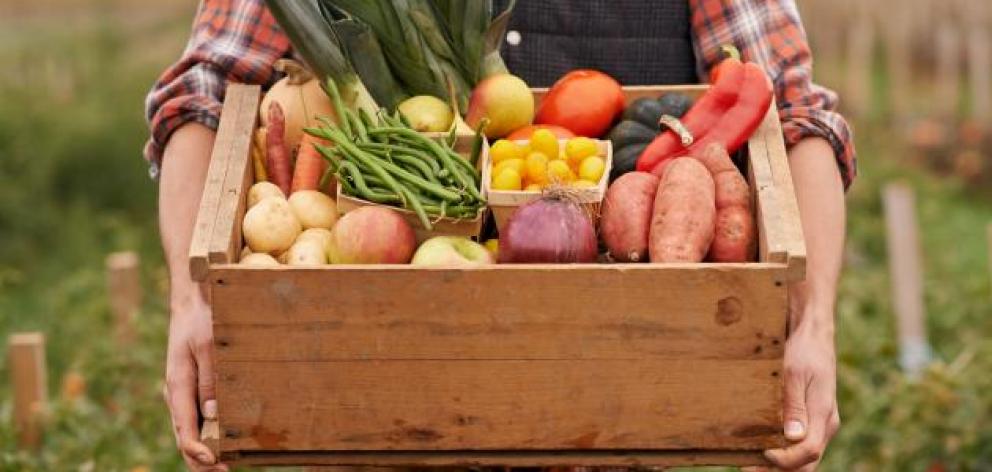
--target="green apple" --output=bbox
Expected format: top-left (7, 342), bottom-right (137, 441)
top-left (411, 236), bottom-right (495, 266)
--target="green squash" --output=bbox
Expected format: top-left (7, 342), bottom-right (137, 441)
top-left (607, 120), bottom-right (656, 150)
top-left (610, 142), bottom-right (649, 183)
top-left (622, 98), bottom-right (666, 130)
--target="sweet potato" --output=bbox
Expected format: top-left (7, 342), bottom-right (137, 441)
top-left (695, 144), bottom-right (755, 262)
top-left (600, 172), bottom-right (660, 262)
top-left (649, 158), bottom-right (716, 263)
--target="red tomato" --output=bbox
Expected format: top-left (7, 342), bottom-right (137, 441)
top-left (505, 124), bottom-right (576, 141)
top-left (535, 70), bottom-right (625, 138)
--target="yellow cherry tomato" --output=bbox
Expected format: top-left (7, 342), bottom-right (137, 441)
top-left (490, 139), bottom-right (525, 164)
top-left (565, 137), bottom-right (599, 166)
top-left (491, 168), bottom-right (522, 191)
top-left (572, 179), bottom-right (598, 188)
top-left (524, 183), bottom-right (543, 192)
top-left (524, 151), bottom-right (550, 186)
top-left (529, 129), bottom-right (560, 162)
top-left (547, 159), bottom-right (575, 184)
top-left (578, 156), bottom-right (606, 183)
top-left (492, 158), bottom-right (525, 179)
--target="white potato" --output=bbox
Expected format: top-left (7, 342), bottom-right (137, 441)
top-left (288, 190), bottom-right (338, 229)
top-left (242, 196), bottom-right (301, 254)
top-left (240, 253), bottom-right (280, 266)
top-left (296, 228), bottom-right (333, 252)
top-left (248, 182), bottom-right (286, 208)
top-left (284, 239), bottom-right (327, 266)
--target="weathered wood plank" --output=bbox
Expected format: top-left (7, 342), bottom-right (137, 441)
top-left (8, 332), bottom-right (48, 449)
top-left (189, 85), bottom-right (252, 281)
top-left (229, 450), bottom-right (768, 468)
top-left (758, 101), bottom-right (807, 282)
top-left (209, 84), bottom-right (260, 266)
top-left (216, 359), bottom-right (784, 452)
top-left (210, 264), bottom-right (787, 361)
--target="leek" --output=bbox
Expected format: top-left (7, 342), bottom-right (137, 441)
top-left (264, 0), bottom-right (382, 116)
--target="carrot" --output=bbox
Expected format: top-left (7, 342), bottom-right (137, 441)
top-left (251, 127), bottom-right (268, 183)
top-left (291, 133), bottom-right (330, 193)
top-left (266, 102), bottom-right (293, 195)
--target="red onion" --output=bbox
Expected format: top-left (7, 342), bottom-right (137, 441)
top-left (498, 190), bottom-right (598, 263)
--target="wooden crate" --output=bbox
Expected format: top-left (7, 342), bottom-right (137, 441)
top-left (191, 83), bottom-right (806, 468)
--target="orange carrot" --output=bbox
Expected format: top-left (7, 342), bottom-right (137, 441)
top-left (291, 133), bottom-right (329, 193)
top-left (266, 102), bottom-right (293, 195)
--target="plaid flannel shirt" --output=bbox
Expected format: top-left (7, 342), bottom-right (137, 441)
top-left (145, 0), bottom-right (856, 187)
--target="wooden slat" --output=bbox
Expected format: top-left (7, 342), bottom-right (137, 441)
top-left (189, 86), bottom-right (250, 281)
top-left (8, 332), bottom-right (48, 449)
top-left (747, 101), bottom-right (806, 281)
top-left (532, 84), bottom-right (710, 104)
top-left (759, 102), bottom-right (807, 282)
top-left (211, 264), bottom-right (787, 361)
top-left (209, 84), bottom-right (260, 266)
top-left (230, 450), bottom-right (767, 468)
top-left (216, 359), bottom-right (784, 452)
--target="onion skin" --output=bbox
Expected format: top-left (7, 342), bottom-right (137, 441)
top-left (498, 195), bottom-right (598, 263)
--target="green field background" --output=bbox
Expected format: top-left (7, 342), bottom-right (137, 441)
top-left (1, 1), bottom-right (991, 470)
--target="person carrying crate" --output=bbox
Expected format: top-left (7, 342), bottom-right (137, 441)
top-left (146, 1), bottom-right (853, 470)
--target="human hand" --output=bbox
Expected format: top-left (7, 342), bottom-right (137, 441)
top-left (760, 306), bottom-right (840, 471)
top-left (163, 290), bottom-right (228, 472)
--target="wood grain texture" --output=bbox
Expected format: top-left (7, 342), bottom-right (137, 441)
top-left (209, 84), bottom-right (260, 266)
top-left (8, 332), bottom-right (47, 449)
top-left (189, 85), bottom-right (250, 281)
top-left (233, 450), bottom-right (767, 468)
top-left (747, 101), bottom-right (806, 282)
top-left (211, 265), bottom-right (787, 361)
top-left (215, 359), bottom-right (783, 452)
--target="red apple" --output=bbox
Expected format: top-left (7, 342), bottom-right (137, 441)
top-left (328, 207), bottom-right (416, 264)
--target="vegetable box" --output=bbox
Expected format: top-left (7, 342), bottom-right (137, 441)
top-left (190, 83), bottom-right (806, 468)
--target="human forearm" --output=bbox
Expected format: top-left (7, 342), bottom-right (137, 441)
top-left (158, 123), bottom-right (216, 310)
top-left (787, 137), bottom-right (846, 333)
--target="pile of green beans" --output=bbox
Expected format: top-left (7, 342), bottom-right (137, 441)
top-left (304, 79), bottom-right (485, 230)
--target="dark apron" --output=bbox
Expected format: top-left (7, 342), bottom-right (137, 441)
top-left (495, 0), bottom-right (699, 87)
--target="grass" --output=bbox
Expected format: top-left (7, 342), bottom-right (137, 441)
top-left (1, 4), bottom-right (992, 471)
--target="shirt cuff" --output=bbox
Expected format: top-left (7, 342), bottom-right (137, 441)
top-left (781, 114), bottom-right (857, 190)
top-left (143, 95), bottom-right (222, 179)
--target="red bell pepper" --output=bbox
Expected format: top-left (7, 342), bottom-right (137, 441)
top-left (635, 47), bottom-right (773, 175)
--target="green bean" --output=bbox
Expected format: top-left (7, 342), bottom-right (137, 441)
top-left (325, 130), bottom-right (466, 207)
top-left (358, 108), bottom-right (376, 131)
top-left (358, 143), bottom-right (442, 174)
top-left (316, 136), bottom-right (408, 210)
top-left (445, 148), bottom-right (482, 183)
top-left (337, 161), bottom-right (402, 204)
top-left (322, 78), bottom-right (352, 140)
top-left (468, 118), bottom-right (488, 168)
top-left (367, 128), bottom-right (484, 202)
top-left (346, 109), bottom-right (368, 143)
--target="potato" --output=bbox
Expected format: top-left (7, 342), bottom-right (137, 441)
top-left (296, 228), bottom-right (333, 253)
top-left (600, 172), bottom-right (659, 262)
top-left (240, 253), bottom-right (280, 266)
top-left (248, 182), bottom-right (285, 208)
top-left (243, 196), bottom-right (301, 254)
top-left (288, 190), bottom-right (338, 229)
top-left (648, 158), bottom-right (715, 263)
top-left (284, 239), bottom-right (327, 266)
top-left (698, 144), bottom-right (755, 262)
